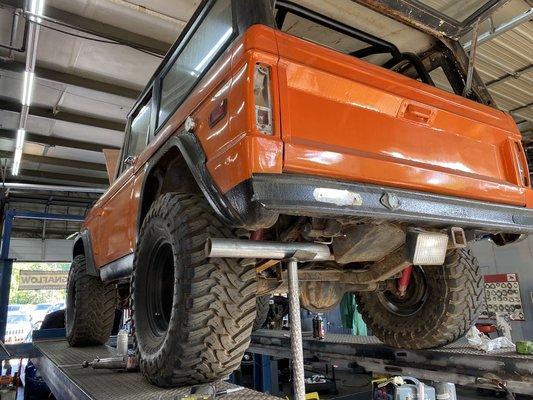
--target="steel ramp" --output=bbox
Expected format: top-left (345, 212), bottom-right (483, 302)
top-left (32, 339), bottom-right (279, 400)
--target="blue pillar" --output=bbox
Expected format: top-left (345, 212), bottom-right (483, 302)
top-left (0, 211), bottom-right (84, 341)
top-left (253, 353), bottom-right (272, 393)
top-left (0, 211), bottom-right (14, 341)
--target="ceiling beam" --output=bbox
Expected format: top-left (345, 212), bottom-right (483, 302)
top-left (464, 7), bottom-right (533, 50)
top-left (0, 128), bottom-right (120, 152)
top-left (6, 192), bottom-right (97, 207)
top-left (486, 64), bottom-right (533, 88)
top-left (0, 60), bottom-right (140, 99)
top-left (18, 169), bottom-right (108, 186)
top-left (0, 0), bottom-right (170, 55)
top-left (0, 99), bottom-right (126, 131)
top-left (10, 226), bottom-right (81, 238)
top-left (0, 150), bottom-right (106, 171)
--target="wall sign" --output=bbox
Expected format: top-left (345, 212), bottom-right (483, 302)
top-left (19, 270), bottom-right (68, 290)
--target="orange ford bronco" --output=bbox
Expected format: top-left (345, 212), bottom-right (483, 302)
top-left (66, 0), bottom-right (533, 387)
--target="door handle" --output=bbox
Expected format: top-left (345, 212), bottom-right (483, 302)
top-left (399, 102), bottom-right (435, 124)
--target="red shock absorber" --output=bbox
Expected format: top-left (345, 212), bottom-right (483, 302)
top-left (250, 229), bottom-right (264, 241)
top-left (397, 265), bottom-right (413, 297)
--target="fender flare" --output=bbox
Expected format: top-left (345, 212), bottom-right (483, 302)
top-left (136, 131), bottom-right (244, 233)
top-left (73, 230), bottom-right (99, 277)
top-left (137, 131), bottom-right (278, 233)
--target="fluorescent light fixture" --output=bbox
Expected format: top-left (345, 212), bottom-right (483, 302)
top-left (21, 71), bottom-right (35, 106)
top-left (193, 27), bottom-right (233, 73)
top-left (12, 148), bottom-right (23, 176)
top-left (15, 128), bottom-right (26, 149)
top-left (30, 0), bottom-right (45, 22)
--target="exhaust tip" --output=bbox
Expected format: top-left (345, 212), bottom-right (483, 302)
top-left (205, 238), bottom-right (213, 257)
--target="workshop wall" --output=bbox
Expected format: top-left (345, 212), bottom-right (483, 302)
top-left (470, 237), bottom-right (533, 341)
top-left (9, 238), bottom-right (74, 262)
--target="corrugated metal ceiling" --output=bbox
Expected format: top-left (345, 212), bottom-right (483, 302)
top-left (0, 0), bottom-right (531, 194)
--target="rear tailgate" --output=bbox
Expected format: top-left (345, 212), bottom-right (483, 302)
top-left (275, 31), bottom-right (527, 206)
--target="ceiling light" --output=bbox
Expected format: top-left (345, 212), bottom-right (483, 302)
top-left (21, 71), bottom-right (35, 106)
top-left (30, 0), bottom-right (45, 23)
top-left (15, 129), bottom-right (26, 149)
top-left (12, 148), bottom-right (23, 176)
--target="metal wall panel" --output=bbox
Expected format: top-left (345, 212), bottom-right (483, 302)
top-left (8, 239), bottom-right (73, 262)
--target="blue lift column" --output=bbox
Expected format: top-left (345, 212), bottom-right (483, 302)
top-left (0, 211), bottom-right (14, 341)
top-left (0, 210), bottom-right (85, 341)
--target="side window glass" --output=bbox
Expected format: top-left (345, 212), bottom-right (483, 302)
top-left (126, 97), bottom-right (152, 161)
top-left (158, 0), bottom-right (233, 127)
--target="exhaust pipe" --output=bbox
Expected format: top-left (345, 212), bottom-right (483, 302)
top-left (206, 238), bottom-right (331, 261)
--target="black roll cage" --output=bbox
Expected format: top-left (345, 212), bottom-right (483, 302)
top-left (275, 0), bottom-right (435, 86)
top-left (127, 0), bottom-right (492, 140)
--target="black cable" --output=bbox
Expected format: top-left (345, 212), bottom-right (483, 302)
top-left (27, 17), bottom-right (164, 59)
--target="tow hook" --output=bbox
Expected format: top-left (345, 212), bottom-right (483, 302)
top-left (397, 265), bottom-right (414, 297)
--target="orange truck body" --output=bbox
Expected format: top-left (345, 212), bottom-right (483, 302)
top-left (84, 25), bottom-right (533, 270)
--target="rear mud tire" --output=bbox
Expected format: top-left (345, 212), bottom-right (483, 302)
top-left (356, 249), bottom-right (484, 349)
top-left (132, 193), bottom-right (257, 387)
top-left (66, 255), bottom-right (117, 346)
top-left (253, 296), bottom-right (270, 330)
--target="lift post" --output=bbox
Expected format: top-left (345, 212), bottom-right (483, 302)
top-left (206, 238), bottom-right (332, 399)
top-left (287, 259), bottom-right (305, 400)
top-left (0, 210), bottom-right (85, 340)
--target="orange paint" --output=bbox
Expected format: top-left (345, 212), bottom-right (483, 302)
top-left (85, 25), bottom-right (532, 269)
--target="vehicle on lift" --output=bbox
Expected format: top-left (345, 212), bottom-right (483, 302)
top-left (66, 0), bottom-right (533, 387)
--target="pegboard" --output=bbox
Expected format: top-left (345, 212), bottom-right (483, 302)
top-left (480, 273), bottom-right (525, 321)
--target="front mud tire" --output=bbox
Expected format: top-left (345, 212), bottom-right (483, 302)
top-left (357, 249), bottom-right (484, 349)
top-left (66, 255), bottom-right (117, 346)
top-left (132, 193), bottom-right (257, 387)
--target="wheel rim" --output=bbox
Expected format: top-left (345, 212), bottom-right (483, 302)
top-left (146, 241), bottom-right (175, 336)
top-left (377, 266), bottom-right (428, 317)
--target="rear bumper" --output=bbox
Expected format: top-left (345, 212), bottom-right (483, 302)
top-left (249, 174), bottom-right (533, 234)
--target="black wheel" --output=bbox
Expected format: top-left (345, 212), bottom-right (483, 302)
top-left (132, 193), bottom-right (257, 387)
top-left (66, 255), bottom-right (117, 346)
top-left (253, 296), bottom-right (270, 330)
top-left (357, 249), bottom-right (484, 349)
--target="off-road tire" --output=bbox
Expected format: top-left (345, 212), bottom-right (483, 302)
top-left (356, 249), bottom-right (484, 349)
top-left (253, 296), bottom-right (270, 330)
top-left (132, 193), bottom-right (257, 387)
top-left (66, 255), bottom-right (117, 346)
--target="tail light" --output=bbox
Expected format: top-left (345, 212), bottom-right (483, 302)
top-left (253, 64), bottom-right (273, 135)
top-left (513, 141), bottom-right (530, 187)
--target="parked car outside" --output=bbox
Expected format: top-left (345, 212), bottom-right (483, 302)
top-left (5, 313), bottom-right (32, 344)
top-left (46, 302), bottom-right (65, 314)
top-left (30, 303), bottom-right (53, 325)
top-left (7, 304), bottom-right (23, 313)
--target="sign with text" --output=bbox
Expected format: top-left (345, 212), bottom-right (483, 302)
top-left (19, 270), bottom-right (68, 290)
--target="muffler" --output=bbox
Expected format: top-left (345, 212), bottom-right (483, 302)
top-left (205, 238), bottom-right (331, 261)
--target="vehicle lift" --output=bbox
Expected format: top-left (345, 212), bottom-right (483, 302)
top-left (0, 226), bottom-right (532, 399)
